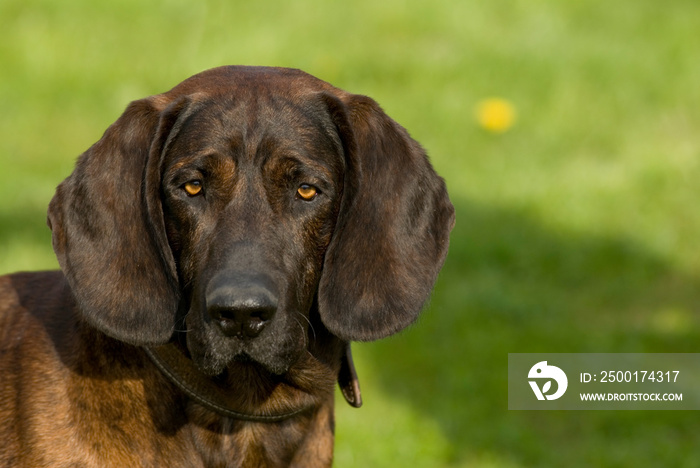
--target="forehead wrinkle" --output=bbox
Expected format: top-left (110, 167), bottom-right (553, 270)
top-left (250, 121), bottom-right (344, 184)
top-left (278, 153), bottom-right (337, 181)
top-left (208, 154), bottom-right (237, 186)
top-left (164, 149), bottom-right (213, 178)
top-left (165, 149), bottom-right (235, 177)
top-left (271, 97), bottom-right (344, 161)
top-left (204, 93), bottom-right (341, 174)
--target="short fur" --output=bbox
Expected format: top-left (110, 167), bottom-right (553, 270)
top-left (0, 66), bottom-right (454, 467)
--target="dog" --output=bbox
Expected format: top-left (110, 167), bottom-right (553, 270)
top-left (0, 66), bottom-right (454, 467)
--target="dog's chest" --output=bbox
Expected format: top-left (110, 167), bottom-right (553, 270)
top-left (182, 406), bottom-right (336, 468)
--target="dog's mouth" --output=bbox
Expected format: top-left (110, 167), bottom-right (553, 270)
top-left (184, 309), bottom-right (307, 377)
top-left (232, 351), bottom-right (254, 363)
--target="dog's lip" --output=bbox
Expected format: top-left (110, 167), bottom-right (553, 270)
top-left (186, 306), bottom-right (302, 376)
top-left (225, 352), bottom-right (292, 376)
top-left (232, 352), bottom-right (254, 363)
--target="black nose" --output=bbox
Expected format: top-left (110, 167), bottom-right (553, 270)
top-left (206, 281), bottom-right (278, 339)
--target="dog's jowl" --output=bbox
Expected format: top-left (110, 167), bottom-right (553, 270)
top-left (0, 66), bottom-right (455, 467)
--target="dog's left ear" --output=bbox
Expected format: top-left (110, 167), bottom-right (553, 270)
top-left (318, 93), bottom-right (455, 342)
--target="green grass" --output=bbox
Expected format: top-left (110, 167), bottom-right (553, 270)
top-left (2, 0), bottom-right (700, 466)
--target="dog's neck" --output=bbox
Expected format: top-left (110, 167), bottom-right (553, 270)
top-left (144, 340), bottom-right (361, 423)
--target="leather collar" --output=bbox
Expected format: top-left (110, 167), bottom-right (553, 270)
top-left (338, 343), bottom-right (363, 408)
top-left (144, 342), bottom-right (362, 422)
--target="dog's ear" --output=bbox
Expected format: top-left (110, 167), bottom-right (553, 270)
top-left (48, 96), bottom-right (193, 345)
top-left (318, 93), bottom-right (455, 342)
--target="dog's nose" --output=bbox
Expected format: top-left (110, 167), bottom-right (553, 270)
top-left (207, 285), bottom-right (278, 339)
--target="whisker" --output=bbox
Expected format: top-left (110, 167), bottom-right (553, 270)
top-left (294, 317), bottom-right (308, 348)
top-left (174, 309), bottom-right (192, 333)
top-left (296, 312), bottom-right (316, 343)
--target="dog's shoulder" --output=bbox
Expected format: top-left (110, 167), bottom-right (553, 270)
top-left (0, 270), bottom-right (75, 346)
top-left (0, 270), bottom-right (71, 307)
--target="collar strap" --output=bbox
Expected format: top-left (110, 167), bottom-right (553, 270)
top-left (338, 343), bottom-right (362, 408)
top-left (144, 344), bottom-right (311, 422)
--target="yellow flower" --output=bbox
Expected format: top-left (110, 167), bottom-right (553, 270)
top-left (475, 98), bottom-right (517, 133)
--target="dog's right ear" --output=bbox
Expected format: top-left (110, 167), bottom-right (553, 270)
top-left (48, 96), bottom-right (193, 345)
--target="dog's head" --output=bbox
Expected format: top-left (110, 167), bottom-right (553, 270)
top-left (48, 66), bottom-right (455, 376)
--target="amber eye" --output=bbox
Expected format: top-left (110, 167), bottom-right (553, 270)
top-left (297, 184), bottom-right (318, 201)
top-left (183, 180), bottom-right (203, 196)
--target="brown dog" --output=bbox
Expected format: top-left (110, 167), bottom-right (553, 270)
top-left (0, 66), bottom-right (454, 467)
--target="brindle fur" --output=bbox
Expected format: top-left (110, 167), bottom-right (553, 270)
top-left (0, 66), bottom-right (454, 467)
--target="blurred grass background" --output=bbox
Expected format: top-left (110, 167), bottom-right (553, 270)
top-left (2, 0), bottom-right (700, 466)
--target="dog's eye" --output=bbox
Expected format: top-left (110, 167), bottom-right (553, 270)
top-left (183, 180), bottom-right (203, 197)
top-left (297, 184), bottom-right (318, 201)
